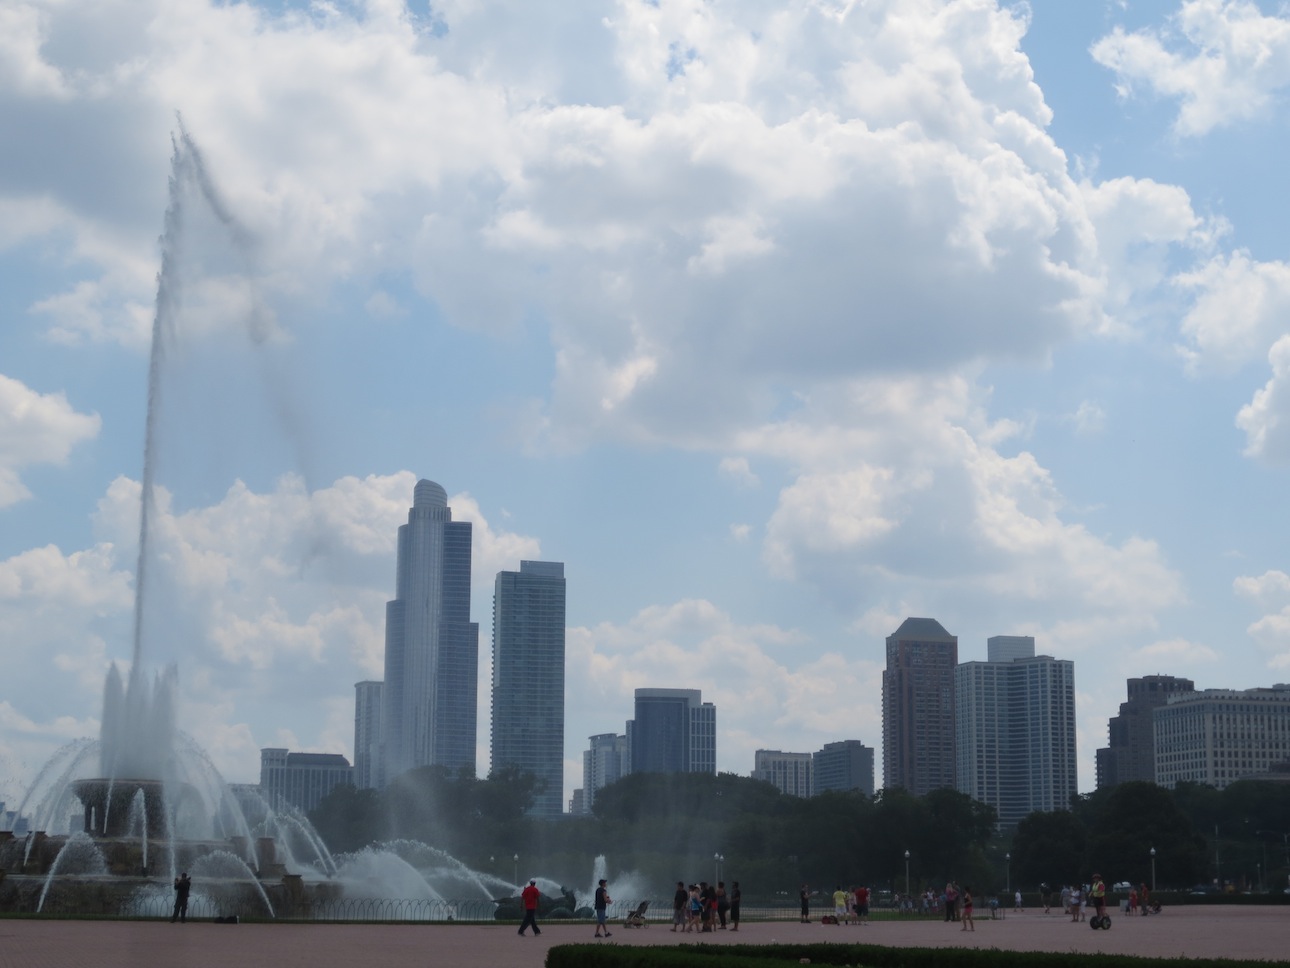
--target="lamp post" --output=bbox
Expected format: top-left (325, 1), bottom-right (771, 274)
top-left (514, 854), bottom-right (519, 887)
top-left (1150, 847), bottom-right (1156, 894)
top-left (1005, 852), bottom-right (1011, 896)
top-left (714, 853), bottom-right (724, 884)
top-left (904, 850), bottom-right (911, 899)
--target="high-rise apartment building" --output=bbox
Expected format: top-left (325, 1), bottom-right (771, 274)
top-left (1155, 685), bottom-right (1290, 789)
top-left (628, 688), bottom-right (716, 775)
top-left (813, 740), bottom-right (875, 796)
top-left (259, 748), bottom-right (353, 814)
top-left (581, 732), bottom-right (629, 814)
top-left (1095, 675), bottom-right (1195, 789)
top-left (490, 560), bottom-right (567, 818)
top-left (353, 680), bottom-right (383, 790)
top-left (955, 635), bottom-right (1077, 825)
top-left (753, 749), bottom-right (814, 797)
top-left (380, 479), bottom-right (479, 783)
top-left (882, 617), bottom-right (957, 795)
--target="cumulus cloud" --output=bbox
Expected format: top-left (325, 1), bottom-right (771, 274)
top-left (750, 374), bottom-right (1184, 624)
top-left (1236, 335), bottom-right (1290, 461)
top-left (566, 598), bottom-right (880, 778)
top-left (1235, 569), bottom-right (1290, 660)
top-left (1092, 0), bottom-right (1290, 137)
top-left (0, 374), bottom-right (101, 507)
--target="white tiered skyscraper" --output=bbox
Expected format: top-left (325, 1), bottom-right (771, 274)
top-left (380, 479), bottom-right (479, 784)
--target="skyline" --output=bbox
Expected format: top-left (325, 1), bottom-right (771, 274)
top-left (4, 0), bottom-right (1290, 813)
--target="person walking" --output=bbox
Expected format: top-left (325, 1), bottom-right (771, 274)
top-left (716, 881), bottom-right (729, 928)
top-left (729, 881), bottom-right (742, 931)
top-left (593, 878), bottom-right (612, 938)
top-left (171, 872), bottom-right (192, 923)
top-left (518, 879), bottom-right (542, 936)
top-left (960, 886), bottom-right (975, 932)
top-left (672, 880), bottom-right (687, 932)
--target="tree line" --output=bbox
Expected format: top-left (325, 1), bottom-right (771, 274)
top-left (309, 769), bottom-right (1290, 900)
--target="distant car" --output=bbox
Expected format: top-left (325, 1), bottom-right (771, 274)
top-left (1112, 882), bottom-right (1132, 891)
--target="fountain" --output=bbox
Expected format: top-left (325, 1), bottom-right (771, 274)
top-left (0, 127), bottom-right (619, 923)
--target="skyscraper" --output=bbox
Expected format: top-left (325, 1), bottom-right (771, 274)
top-left (490, 560), bottom-right (566, 818)
top-left (381, 479), bottom-right (479, 783)
top-left (955, 635), bottom-right (1077, 825)
top-left (882, 617), bottom-right (957, 795)
top-left (1096, 675), bottom-right (1195, 788)
top-left (353, 680), bottom-right (383, 790)
top-left (628, 688), bottom-right (716, 775)
top-left (753, 749), bottom-right (813, 797)
top-left (813, 740), bottom-right (875, 796)
top-left (581, 732), bottom-right (629, 814)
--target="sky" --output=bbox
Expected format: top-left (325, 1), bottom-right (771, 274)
top-left (4, 0), bottom-right (1290, 814)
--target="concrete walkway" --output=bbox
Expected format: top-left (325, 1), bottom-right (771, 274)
top-left (1, 907), bottom-right (1287, 968)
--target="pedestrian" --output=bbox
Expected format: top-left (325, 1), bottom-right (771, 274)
top-left (594, 878), bottom-right (612, 938)
top-left (960, 886), bottom-right (975, 932)
top-left (700, 881), bottom-right (715, 931)
top-left (518, 879), bottom-right (542, 936)
top-left (1014, 889), bottom-right (1023, 912)
top-left (832, 885), bottom-right (849, 924)
top-left (1069, 884), bottom-right (1082, 922)
top-left (1060, 884), bottom-right (1071, 913)
top-left (672, 880), bottom-right (687, 932)
top-left (687, 884), bottom-right (702, 931)
top-left (716, 881), bottom-right (729, 928)
top-left (171, 872), bottom-right (192, 923)
top-left (855, 884), bottom-right (870, 925)
top-left (729, 880), bottom-right (742, 931)
top-left (944, 882), bottom-right (958, 922)
top-left (1041, 882), bottom-right (1052, 913)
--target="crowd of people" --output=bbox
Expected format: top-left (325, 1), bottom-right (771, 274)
top-left (671, 879), bottom-right (740, 932)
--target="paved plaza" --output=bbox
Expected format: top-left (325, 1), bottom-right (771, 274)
top-left (1, 906), bottom-right (1288, 968)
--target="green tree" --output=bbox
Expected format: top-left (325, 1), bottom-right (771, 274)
top-left (1011, 809), bottom-right (1086, 888)
top-left (308, 784), bottom-right (388, 853)
top-left (1083, 781), bottom-right (1206, 888)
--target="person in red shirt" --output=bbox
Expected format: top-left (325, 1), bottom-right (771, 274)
top-left (518, 880), bottom-right (542, 936)
top-left (854, 885), bottom-right (870, 925)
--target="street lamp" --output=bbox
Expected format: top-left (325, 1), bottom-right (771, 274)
top-left (714, 853), bottom-right (724, 884)
top-left (1150, 847), bottom-right (1156, 894)
top-left (514, 854), bottom-right (519, 887)
top-left (1005, 852), bottom-right (1011, 895)
top-left (904, 850), bottom-right (911, 899)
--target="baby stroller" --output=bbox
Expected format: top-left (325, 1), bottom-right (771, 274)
top-left (625, 900), bottom-right (650, 928)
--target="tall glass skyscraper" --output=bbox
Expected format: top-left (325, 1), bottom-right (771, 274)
top-left (490, 560), bottom-right (566, 818)
top-left (381, 479), bottom-right (479, 783)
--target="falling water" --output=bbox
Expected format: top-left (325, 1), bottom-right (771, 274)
top-left (126, 788), bottom-right (148, 873)
top-left (36, 832), bottom-right (107, 913)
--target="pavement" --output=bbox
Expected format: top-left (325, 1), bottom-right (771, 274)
top-left (1, 906), bottom-right (1287, 968)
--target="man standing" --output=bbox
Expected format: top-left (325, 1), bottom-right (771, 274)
top-left (855, 884), bottom-right (870, 925)
top-left (799, 884), bottom-right (810, 923)
top-left (672, 880), bottom-right (687, 932)
top-left (171, 872), bottom-right (192, 923)
top-left (518, 880), bottom-right (542, 936)
top-left (594, 878), bottom-right (612, 938)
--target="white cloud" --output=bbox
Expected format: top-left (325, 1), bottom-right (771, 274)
top-left (0, 374), bottom-right (101, 507)
top-left (1236, 335), bottom-right (1290, 461)
top-left (1177, 252), bottom-right (1290, 372)
top-left (566, 598), bottom-right (878, 777)
top-left (1092, 0), bottom-right (1290, 137)
top-left (1235, 569), bottom-right (1290, 661)
top-left (718, 456), bottom-right (760, 488)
